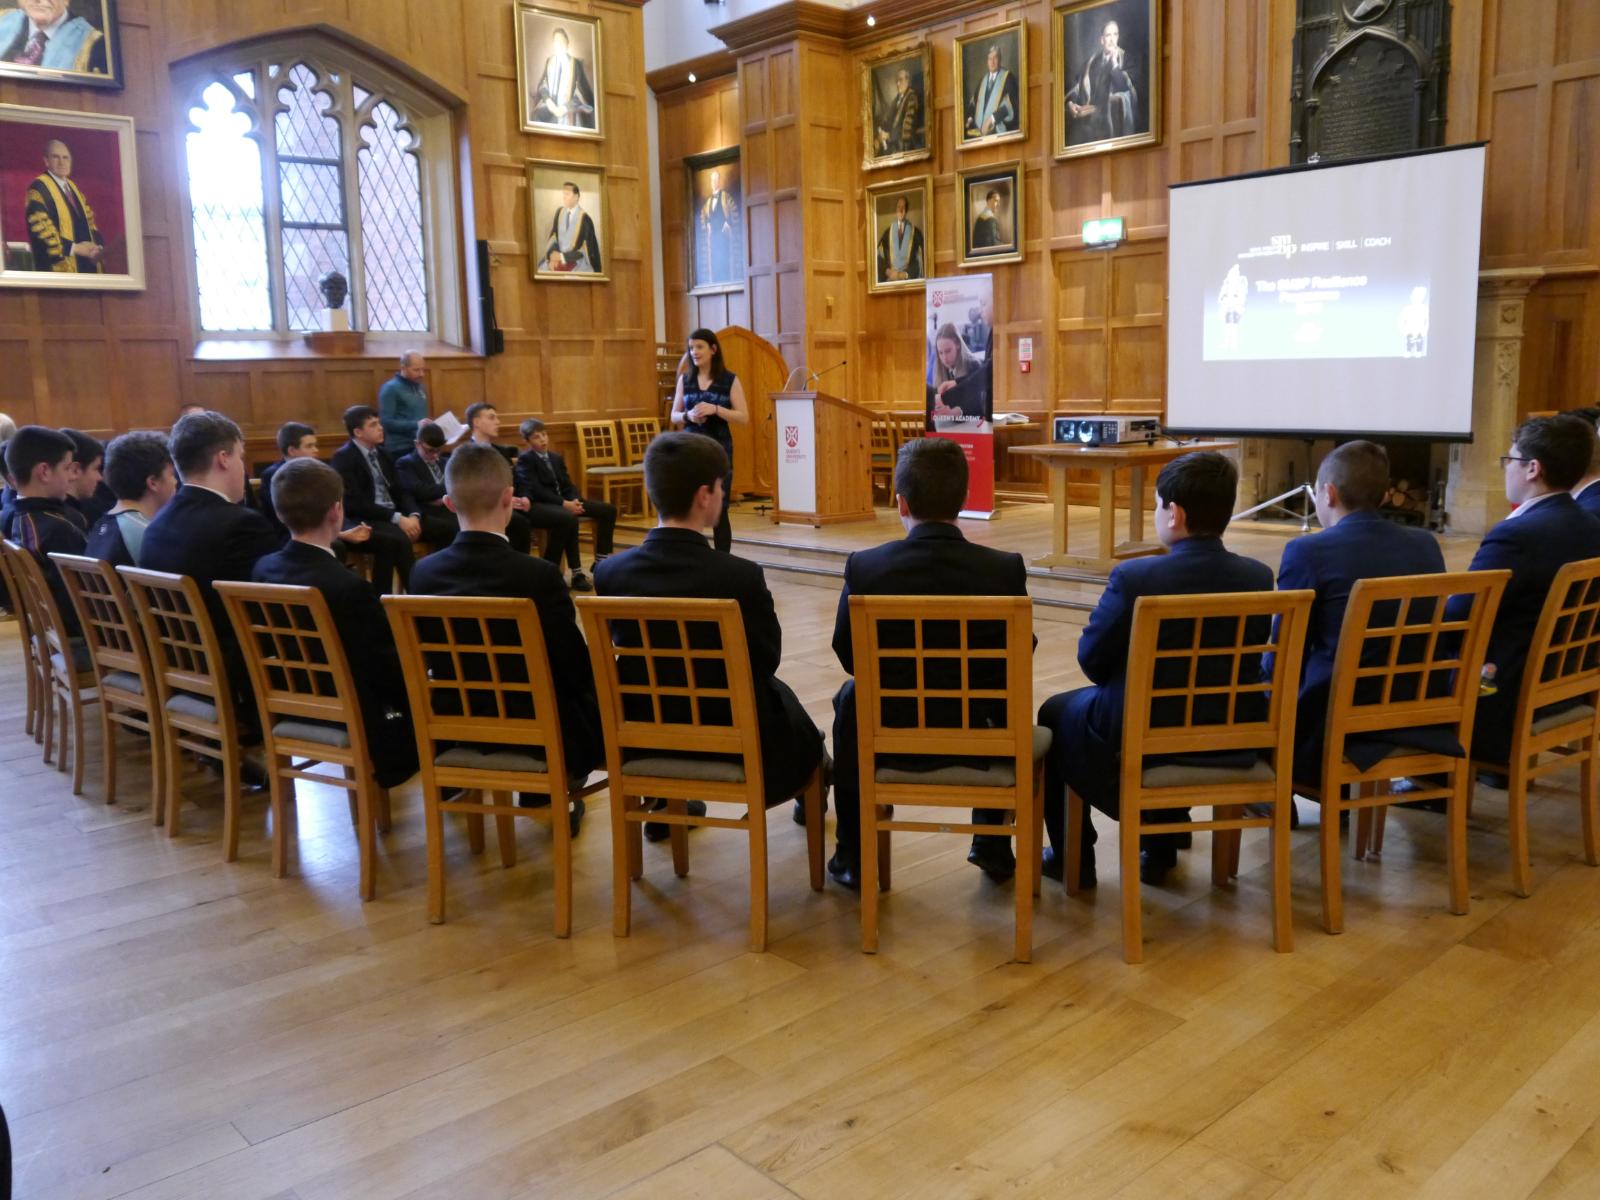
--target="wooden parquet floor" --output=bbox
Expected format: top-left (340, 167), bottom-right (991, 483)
top-left (3, 524), bottom-right (1599, 1199)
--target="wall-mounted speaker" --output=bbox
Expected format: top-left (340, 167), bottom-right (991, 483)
top-left (475, 239), bottom-right (505, 356)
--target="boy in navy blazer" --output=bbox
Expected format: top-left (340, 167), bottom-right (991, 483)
top-left (826, 437), bottom-right (1030, 889)
top-left (329, 405), bottom-right (422, 595)
top-left (1451, 414), bottom-right (1600, 764)
top-left (1038, 451), bottom-right (1274, 886)
top-left (514, 417), bottom-right (615, 590)
top-left (393, 422), bottom-right (460, 548)
top-left (1567, 406), bottom-right (1600, 519)
top-left (1275, 440), bottom-right (1445, 783)
top-left (1, 425), bottom-right (87, 634)
top-left (251, 458), bottom-right (419, 788)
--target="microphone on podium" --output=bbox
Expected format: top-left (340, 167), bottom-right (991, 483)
top-left (804, 358), bottom-right (848, 390)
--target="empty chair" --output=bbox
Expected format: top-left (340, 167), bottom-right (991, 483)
top-left (117, 567), bottom-right (251, 848)
top-left (574, 420), bottom-right (645, 516)
top-left (1299, 570), bottom-right (1508, 934)
top-left (577, 595), bottom-right (826, 953)
top-left (216, 581), bottom-right (396, 901)
top-left (51, 554), bottom-right (165, 816)
top-left (848, 595), bottom-right (1048, 962)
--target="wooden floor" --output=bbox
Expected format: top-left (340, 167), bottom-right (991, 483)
top-left (5, 508), bottom-right (1600, 1200)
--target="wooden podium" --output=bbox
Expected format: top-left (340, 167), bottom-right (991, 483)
top-left (770, 390), bottom-right (876, 525)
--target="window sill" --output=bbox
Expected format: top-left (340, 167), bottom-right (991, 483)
top-left (190, 338), bottom-right (479, 363)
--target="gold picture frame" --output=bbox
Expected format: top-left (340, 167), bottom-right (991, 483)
top-left (861, 43), bottom-right (932, 170)
top-left (1053, 0), bottom-right (1161, 160)
top-left (515, 4), bottom-right (603, 139)
top-left (526, 158), bottom-right (608, 282)
top-left (686, 145), bottom-right (742, 295)
top-left (0, 0), bottom-right (121, 89)
top-left (954, 20), bottom-right (1028, 151)
top-left (957, 160), bottom-right (1023, 268)
top-left (865, 175), bottom-right (932, 295)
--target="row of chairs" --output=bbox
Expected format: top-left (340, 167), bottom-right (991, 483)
top-left (869, 411), bottom-right (930, 502)
top-left (574, 417), bottom-right (658, 518)
top-left (4, 539), bottom-right (1599, 964)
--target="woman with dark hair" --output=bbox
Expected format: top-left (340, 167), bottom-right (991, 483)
top-left (669, 327), bottom-right (748, 551)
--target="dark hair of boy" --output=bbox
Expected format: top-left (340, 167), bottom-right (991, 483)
top-left (643, 431), bottom-right (728, 520)
top-left (894, 437), bottom-right (968, 522)
top-left (1154, 451), bottom-right (1239, 538)
top-left (277, 421), bottom-right (316, 455)
top-left (169, 411), bottom-right (244, 479)
top-left (1316, 440), bottom-right (1390, 511)
top-left (5, 426), bottom-right (75, 486)
top-left (62, 429), bottom-right (103, 470)
top-left (520, 417), bottom-right (546, 439)
top-left (1513, 414), bottom-right (1594, 492)
top-left (104, 432), bottom-right (175, 502)
top-left (465, 401), bottom-right (495, 428)
top-left (417, 423), bottom-right (446, 450)
top-left (271, 457), bottom-right (346, 535)
top-left (343, 405), bottom-right (380, 437)
top-left (444, 440), bottom-right (512, 515)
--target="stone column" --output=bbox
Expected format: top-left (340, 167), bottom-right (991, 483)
top-left (1444, 269), bottom-right (1545, 536)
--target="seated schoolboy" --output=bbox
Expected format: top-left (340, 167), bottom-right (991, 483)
top-left (394, 422), bottom-right (460, 547)
top-left (86, 431), bottom-right (179, 568)
top-left (1, 425), bottom-right (87, 634)
top-left (514, 417), bottom-right (615, 591)
top-left (60, 429), bottom-right (109, 529)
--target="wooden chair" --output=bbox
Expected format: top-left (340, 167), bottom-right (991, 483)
top-left (383, 595), bottom-right (606, 934)
top-left (1069, 590), bottom-right (1314, 963)
top-left (1456, 557), bottom-right (1600, 897)
top-left (4, 541), bottom-right (99, 793)
top-left (869, 417), bottom-right (896, 504)
top-left (216, 581), bottom-right (395, 901)
top-left (576, 596), bottom-right (826, 953)
top-left (574, 420), bottom-right (645, 516)
top-left (117, 567), bottom-right (249, 848)
top-left (1299, 571), bottom-right (1508, 934)
top-left (0, 541), bottom-right (46, 748)
top-left (619, 416), bottom-right (660, 519)
top-left (890, 411), bottom-right (926, 451)
top-left (849, 595), bottom-right (1048, 963)
top-left (52, 554), bottom-right (166, 817)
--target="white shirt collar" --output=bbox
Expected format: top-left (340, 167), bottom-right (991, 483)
top-left (1511, 490), bottom-right (1562, 518)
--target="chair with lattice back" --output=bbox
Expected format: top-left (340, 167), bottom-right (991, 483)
top-left (869, 417), bottom-right (896, 504)
top-left (52, 554), bottom-right (166, 817)
top-left (383, 594), bottom-right (607, 935)
top-left (5, 541), bottom-right (98, 793)
top-left (574, 420), bottom-right (645, 516)
top-left (849, 595), bottom-right (1049, 962)
top-left (216, 581), bottom-right (396, 901)
top-left (117, 566), bottom-right (250, 849)
top-left (1075, 589), bottom-right (1314, 963)
top-left (1300, 570), bottom-right (1508, 934)
top-left (1452, 557), bottom-right (1600, 897)
top-left (0, 541), bottom-right (46, 749)
top-left (576, 595), bottom-right (826, 953)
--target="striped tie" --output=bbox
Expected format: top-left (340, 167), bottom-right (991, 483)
top-left (17, 31), bottom-right (46, 66)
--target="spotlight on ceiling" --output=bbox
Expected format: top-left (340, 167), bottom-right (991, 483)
top-left (687, 72), bottom-right (697, 82)
top-left (866, 14), bottom-right (876, 26)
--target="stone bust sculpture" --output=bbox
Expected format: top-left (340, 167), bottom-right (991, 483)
top-left (317, 269), bottom-right (348, 310)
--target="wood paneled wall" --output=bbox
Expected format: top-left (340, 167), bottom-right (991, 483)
top-left (655, 72), bottom-right (748, 343)
top-left (0, 0), bottom-right (656, 461)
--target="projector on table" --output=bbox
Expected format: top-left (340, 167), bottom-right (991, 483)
top-left (1052, 417), bottom-right (1161, 446)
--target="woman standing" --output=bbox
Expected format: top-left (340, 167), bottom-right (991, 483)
top-left (670, 328), bottom-right (748, 552)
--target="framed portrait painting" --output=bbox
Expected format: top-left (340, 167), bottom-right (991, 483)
top-left (865, 176), bottom-right (931, 295)
top-left (954, 20), bottom-right (1027, 151)
top-left (527, 159), bottom-right (606, 282)
top-left (686, 146), bottom-right (742, 294)
top-left (1053, 0), bottom-right (1161, 159)
top-left (515, 5), bottom-right (602, 139)
top-left (0, 0), bottom-right (121, 89)
top-left (0, 103), bottom-right (143, 291)
top-left (957, 160), bottom-right (1023, 268)
top-left (861, 44), bottom-right (930, 170)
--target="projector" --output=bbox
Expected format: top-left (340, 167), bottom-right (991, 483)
top-left (1052, 417), bottom-right (1161, 446)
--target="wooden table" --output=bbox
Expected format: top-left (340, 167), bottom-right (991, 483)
top-left (1007, 440), bottom-right (1239, 573)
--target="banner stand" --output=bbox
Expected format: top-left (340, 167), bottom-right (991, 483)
top-left (924, 273), bottom-right (995, 518)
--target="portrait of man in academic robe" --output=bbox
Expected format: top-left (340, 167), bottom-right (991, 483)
top-left (526, 159), bottom-right (606, 282)
top-left (688, 151), bottom-right (742, 292)
top-left (868, 181), bottom-right (930, 294)
top-left (958, 163), bottom-right (1023, 267)
top-left (1054, 0), bottom-right (1159, 159)
top-left (0, 0), bottom-right (119, 88)
top-left (956, 23), bottom-right (1026, 149)
top-left (862, 48), bottom-right (930, 169)
top-left (26, 136), bottom-right (102, 272)
top-left (541, 180), bottom-right (601, 275)
top-left (516, 7), bottom-right (602, 137)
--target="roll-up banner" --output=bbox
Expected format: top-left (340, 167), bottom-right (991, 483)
top-left (924, 273), bottom-right (995, 517)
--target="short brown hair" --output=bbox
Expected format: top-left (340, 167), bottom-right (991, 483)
top-left (170, 411), bottom-right (243, 479)
top-left (1514, 414), bottom-right (1593, 491)
top-left (445, 440), bottom-right (512, 516)
top-left (1155, 451), bottom-right (1238, 538)
top-left (271, 457), bottom-right (344, 534)
top-left (895, 437), bottom-right (967, 521)
top-left (1317, 440), bottom-right (1390, 511)
top-left (644, 432), bottom-right (728, 520)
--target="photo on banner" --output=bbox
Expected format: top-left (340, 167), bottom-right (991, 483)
top-left (924, 273), bottom-right (995, 515)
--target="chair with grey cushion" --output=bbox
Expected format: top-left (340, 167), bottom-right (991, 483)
top-left (383, 595), bottom-right (608, 935)
top-left (118, 567), bottom-right (249, 851)
top-left (575, 420), bottom-right (646, 516)
top-left (216, 581), bottom-right (395, 901)
top-left (1071, 589), bottom-right (1316, 963)
top-left (52, 554), bottom-right (166, 818)
top-left (848, 595), bottom-right (1049, 963)
top-left (0, 541), bottom-right (49, 751)
top-left (4, 540), bottom-right (98, 794)
top-left (576, 596), bottom-right (826, 953)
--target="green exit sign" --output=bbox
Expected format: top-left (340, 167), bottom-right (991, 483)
top-left (1082, 217), bottom-right (1126, 248)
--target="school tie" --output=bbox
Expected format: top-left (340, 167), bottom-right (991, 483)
top-left (18, 31), bottom-right (46, 66)
top-left (366, 449), bottom-right (393, 508)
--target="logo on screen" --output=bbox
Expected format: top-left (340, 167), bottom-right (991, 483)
top-left (784, 425), bottom-right (799, 449)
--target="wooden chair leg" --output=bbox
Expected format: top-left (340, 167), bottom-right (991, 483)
top-left (667, 797), bottom-right (690, 878)
top-left (53, 692), bottom-right (67, 773)
top-left (40, 672), bottom-right (56, 762)
top-left (426, 787), bottom-right (446, 925)
top-left (375, 785), bottom-right (392, 835)
top-left (748, 797), bottom-right (769, 953)
top-left (163, 729), bottom-right (184, 837)
top-left (550, 787), bottom-right (573, 938)
top-left (1320, 790), bottom-right (1344, 935)
top-left (860, 792), bottom-right (880, 954)
top-left (222, 750), bottom-right (243, 866)
top-left (493, 791), bottom-right (517, 869)
top-left (877, 807), bottom-right (892, 892)
top-left (148, 716), bottom-right (166, 827)
top-left (1211, 805), bottom-right (1237, 887)
top-left (1581, 743), bottom-right (1599, 867)
top-left (612, 790), bottom-right (633, 938)
top-left (101, 708), bottom-right (117, 805)
top-left (1506, 767), bottom-right (1531, 900)
top-left (1121, 805), bottom-right (1143, 964)
top-left (1447, 764), bottom-right (1470, 914)
top-left (355, 776), bottom-right (375, 901)
top-left (1272, 790), bottom-right (1293, 953)
top-left (1031, 762), bottom-right (1046, 898)
top-left (69, 690), bottom-right (87, 795)
top-left (270, 763), bottom-right (290, 878)
top-left (1014, 800), bottom-right (1034, 965)
top-left (627, 797), bottom-right (644, 881)
top-left (804, 770), bottom-right (824, 892)
top-left (1354, 807), bottom-right (1373, 861)
top-left (466, 808), bottom-right (486, 855)
top-left (1065, 786), bottom-right (1084, 896)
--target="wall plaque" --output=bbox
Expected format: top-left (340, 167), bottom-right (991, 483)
top-left (1290, 0), bottom-right (1452, 163)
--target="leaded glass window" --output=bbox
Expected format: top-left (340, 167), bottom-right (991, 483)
top-left (177, 42), bottom-right (448, 339)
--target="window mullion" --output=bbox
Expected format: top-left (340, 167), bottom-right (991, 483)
top-left (260, 83), bottom-right (290, 336)
top-left (343, 117), bottom-right (370, 332)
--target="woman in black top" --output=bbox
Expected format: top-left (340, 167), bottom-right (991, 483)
top-left (669, 327), bottom-right (748, 551)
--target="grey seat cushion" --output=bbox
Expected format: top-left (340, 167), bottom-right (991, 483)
top-left (1141, 758), bottom-right (1276, 789)
top-left (624, 755), bottom-right (746, 783)
top-left (586, 465), bottom-right (644, 476)
top-left (274, 719), bottom-right (351, 748)
top-left (435, 745), bottom-right (547, 774)
top-left (166, 691), bottom-right (218, 723)
top-left (101, 669), bottom-right (144, 695)
top-left (1531, 702), bottom-right (1597, 735)
top-left (50, 640), bottom-right (93, 676)
top-left (874, 726), bottom-right (1053, 789)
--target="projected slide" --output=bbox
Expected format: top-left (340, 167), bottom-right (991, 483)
top-left (1166, 144), bottom-right (1485, 438)
top-left (1204, 235), bottom-right (1431, 362)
